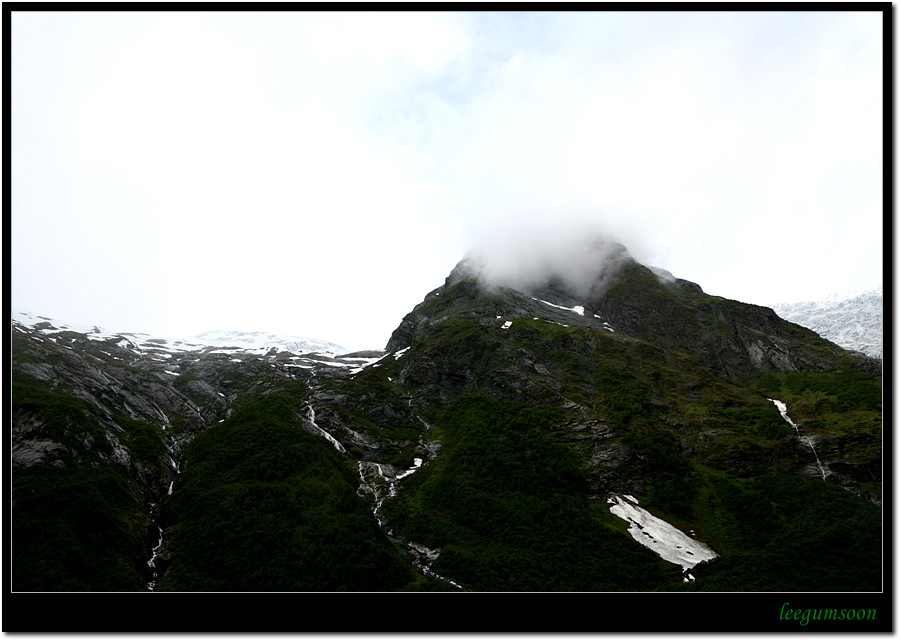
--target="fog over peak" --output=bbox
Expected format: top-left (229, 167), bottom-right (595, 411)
top-left (457, 218), bottom-right (638, 299)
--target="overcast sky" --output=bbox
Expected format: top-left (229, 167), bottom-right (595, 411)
top-left (11, 10), bottom-right (883, 351)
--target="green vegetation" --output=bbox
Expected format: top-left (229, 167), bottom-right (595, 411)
top-left (381, 395), bottom-right (681, 590)
top-left (599, 263), bottom-right (857, 382)
top-left (114, 414), bottom-right (168, 468)
top-left (765, 368), bottom-right (882, 414)
top-left (156, 392), bottom-right (423, 591)
top-left (420, 317), bottom-right (504, 372)
top-left (595, 362), bottom-right (649, 427)
top-left (10, 371), bottom-right (163, 590)
top-left (13, 463), bottom-right (151, 591)
top-left (755, 368), bottom-right (882, 458)
top-left (688, 473), bottom-right (882, 591)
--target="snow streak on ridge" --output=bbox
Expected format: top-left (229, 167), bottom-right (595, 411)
top-left (12, 310), bottom-right (349, 357)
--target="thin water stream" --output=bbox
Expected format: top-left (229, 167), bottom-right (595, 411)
top-left (356, 457), bottom-right (462, 589)
top-left (769, 399), bottom-right (827, 479)
top-left (146, 430), bottom-right (182, 590)
top-left (306, 404), bottom-right (346, 453)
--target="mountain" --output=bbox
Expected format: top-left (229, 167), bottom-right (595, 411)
top-left (10, 311), bottom-right (401, 592)
top-left (12, 310), bottom-right (350, 357)
top-left (772, 287), bottom-right (883, 359)
top-left (9, 237), bottom-right (883, 610)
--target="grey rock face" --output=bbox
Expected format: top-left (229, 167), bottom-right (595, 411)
top-left (12, 439), bottom-right (68, 466)
top-left (15, 362), bottom-right (56, 382)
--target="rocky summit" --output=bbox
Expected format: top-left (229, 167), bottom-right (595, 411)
top-left (10, 239), bottom-right (883, 603)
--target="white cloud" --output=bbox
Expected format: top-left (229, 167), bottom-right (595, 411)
top-left (11, 10), bottom-right (883, 348)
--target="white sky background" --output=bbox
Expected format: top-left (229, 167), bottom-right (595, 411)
top-left (11, 10), bottom-right (884, 352)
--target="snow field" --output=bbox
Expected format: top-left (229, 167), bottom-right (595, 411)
top-left (607, 494), bottom-right (718, 571)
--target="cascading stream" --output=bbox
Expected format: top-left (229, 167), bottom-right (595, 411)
top-left (769, 399), bottom-right (827, 480)
top-left (146, 425), bottom-right (183, 590)
top-left (356, 456), bottom-right (462, 589)
top-left (357, 459), bottom-right (423, 527)
top-left (305, 404), bottom-right (346, 453)
top-left (146, 525), bottom-right (164, 591)
top-left (306, 368), bottom-right (457, 587)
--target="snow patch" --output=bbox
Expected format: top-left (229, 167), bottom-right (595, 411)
top-left (534, 299), bottom-right (585, 316)
top-left (608, 494), bottom-right (718, 571)
top-left (11, 310), bottom-right (352, 358)
top-left (188, 330), bottom-right (348, 357)
top-left (393, 347), bottom-right (410, 360)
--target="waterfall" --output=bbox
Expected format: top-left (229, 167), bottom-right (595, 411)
top-left (146, 525), bottom-right (164, 591)
top-left (356, 458), bottom-right (461, 589)
top-left (356, 460), bottom-right (421, 525)
top-left (769, 399), bottom-right (827, 480)
top-left (147, 431), bottom-right (182, 590)
top-left (306, 404), bottom-right (346, 453)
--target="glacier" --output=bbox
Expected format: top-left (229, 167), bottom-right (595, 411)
top-left (12, 310), bottom-right (349, 358)
top-left (771, 286), bottom-right (882, 359)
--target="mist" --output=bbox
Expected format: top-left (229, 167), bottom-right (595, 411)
top-left (460, 213), bottom-right (647, 300)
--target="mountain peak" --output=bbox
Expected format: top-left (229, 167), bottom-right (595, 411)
top-left (387, 236), bottom-right (879, 379)
top-left (448, 232), bottom-right (636, 302)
